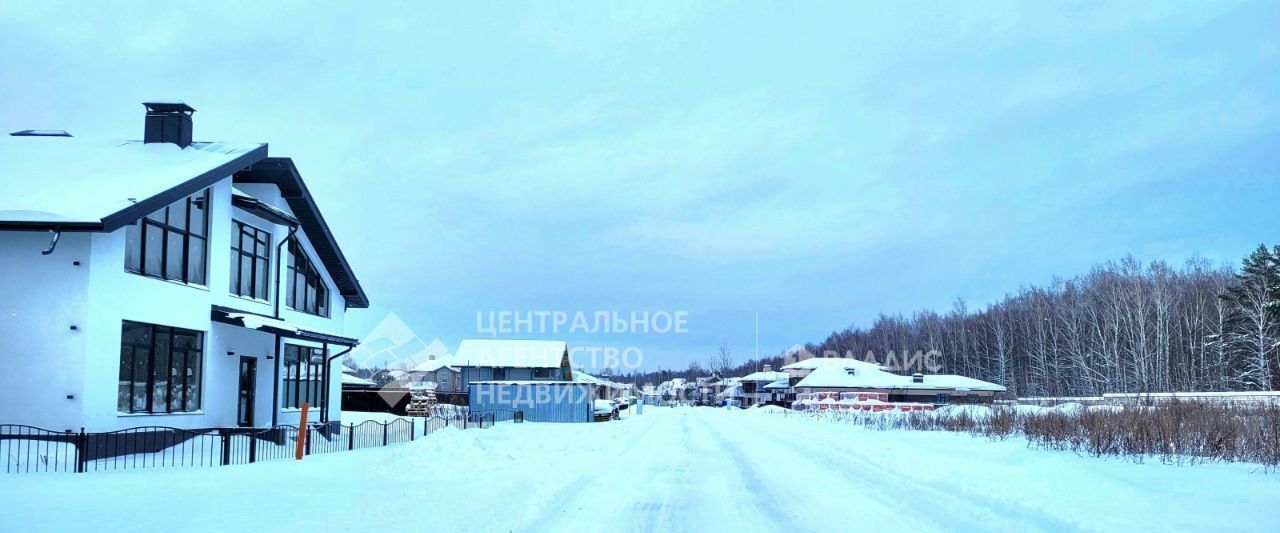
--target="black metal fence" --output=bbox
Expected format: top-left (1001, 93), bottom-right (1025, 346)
top-left (1, 410), bottom-right (515, 474)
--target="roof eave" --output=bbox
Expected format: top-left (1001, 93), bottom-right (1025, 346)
top-left (0, 221), bottom-right (104, 232)
top-left (99, 143), bottom-right (269, 232)
top-left (234, 157), bottom-right (369, 309)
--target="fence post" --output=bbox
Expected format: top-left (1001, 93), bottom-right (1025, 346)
top-left (410, 420), bottom-right (415, 442)
top-left (74, 428), bottom-right (87, 473)
top-left (305, 426), bottom-right (313, 456)
top-left (249, 433), bottom-right (257, 463)
top-left (219, 429), bottom-right (231, 466)
top-left (348, 424), bottom-right (355, 450)
top-left (382, 423), bottom-right (388, 446)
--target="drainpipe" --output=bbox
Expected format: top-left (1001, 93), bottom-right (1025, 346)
top-left (273, 226), bottom-right (299, 319)
top-left (271, 333), bottom-right (281, 426)
top-left (41, 228), bottom-right (62, 255)
top-left (320, 343), bottom-right (355, 424)
top-left (268, 224), bottom-right (297, 426)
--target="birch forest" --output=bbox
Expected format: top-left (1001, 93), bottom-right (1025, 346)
top-left (802, 245), bottom-right (1280, 396)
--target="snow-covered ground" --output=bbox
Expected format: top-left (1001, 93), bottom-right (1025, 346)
top-left (1, 407), bottom-right (1276, 532)
top-left (340, 410), bottom-right (409, 424)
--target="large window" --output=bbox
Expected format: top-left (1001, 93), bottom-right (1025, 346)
top-left (230, 221), bottom-right (272, 300)
top-left (283, 344), bottom-right (325, 409)
top-left (117, 321), bottom-right (204, 413)
top-left (286, 239), bottom-right (329, 317)
top-left (125, 189), bottom-right (209, 285)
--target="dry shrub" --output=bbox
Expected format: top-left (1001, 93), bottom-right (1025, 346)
top-left (792, 400), bottom-right (1280, 468)
top-left (1021, 400), bottom-right (1280, 468)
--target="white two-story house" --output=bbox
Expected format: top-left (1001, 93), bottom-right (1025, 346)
top-left (0, 102), bottom-right (369, 432)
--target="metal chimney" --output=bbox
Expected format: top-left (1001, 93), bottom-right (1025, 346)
top-left (143, 101), bottom-right (195, 148)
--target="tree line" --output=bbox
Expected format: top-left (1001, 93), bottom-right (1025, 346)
top-left (622, 245), bottom-right (1280, 395)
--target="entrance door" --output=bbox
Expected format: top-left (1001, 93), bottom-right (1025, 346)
top-left (237, 357), bottom-right (257, 427)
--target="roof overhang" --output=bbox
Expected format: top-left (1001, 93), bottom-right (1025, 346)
top-left (233, 157), bottom-right (369, 309)
top-left (101, 144), bottom-right (268, 232)
top-left (211, 305), bottom-right (359, 346)
top-left (231, 187), bottom-right (301, 227)
top-left (0, 143), bottom-right (268, 233)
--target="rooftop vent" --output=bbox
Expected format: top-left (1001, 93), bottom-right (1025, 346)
top-left (10, 129), bottom-right (72, 137)
top-left (143, 100), bottom-right (195, 148)
top-left (762, 364), bottom-right (772, 372)
top-left (912, 373), bottom-right (924, 383)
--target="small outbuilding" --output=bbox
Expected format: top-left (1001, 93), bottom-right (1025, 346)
top-left (468, 381), bottom-right (599, 423)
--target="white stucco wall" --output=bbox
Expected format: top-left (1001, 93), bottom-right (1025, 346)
top-left (1, 175), bottom-right (354, 431)
top-left (0, 231), bottom-right (92, 431)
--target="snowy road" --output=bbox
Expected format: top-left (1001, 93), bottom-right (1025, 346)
top-left (2, 407), bottom-right (1278, 532)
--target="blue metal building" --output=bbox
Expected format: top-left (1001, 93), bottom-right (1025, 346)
top-left (468, 381), bottom-right (598, 423)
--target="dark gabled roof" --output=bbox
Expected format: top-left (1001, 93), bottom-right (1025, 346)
top-left (233, 157), bottom-right (370, 309)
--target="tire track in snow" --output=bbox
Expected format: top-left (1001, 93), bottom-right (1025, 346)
top-left (752, 415), bottom-right (1081, 532)
top-left (700, 411), bottom-right (940, 531)
top-left (689, 414), bottom-right (793, 532)
top-left (520, 413), bottom-right (662, 532)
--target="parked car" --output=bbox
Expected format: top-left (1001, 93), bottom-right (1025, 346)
top-left (594, 399), bottom-right (620, 421)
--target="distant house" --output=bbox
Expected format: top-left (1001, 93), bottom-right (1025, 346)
top-left (693, 375), bottom-right (722, 405)
top-left (784, 357), bottom-right (1005, 404)
top-left (451, 339), bottom-right (572, 398)
top-left (0, 101), bottom-right (369, 432)
top-left (716, 377), bottom-right (744, 406)
top-left (736, 365), bottom-right (789, 406)
top-left (571, 370), bottom-right (627, 399)
top-left (409, 354), bottom-right (461, 393)
top-left (762, 377), bottom-right (792, 404)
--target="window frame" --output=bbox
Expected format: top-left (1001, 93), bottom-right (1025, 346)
top-left (282, 344), bottom-right (327, 410)
top-left (125, 189), bottom-right (210, 286)
top-left (230, 220), bottom-right (273, 301)
top-left (117, 321), bottom-right (205, 414)
top-left (285, 239), bottom-right (330, 317)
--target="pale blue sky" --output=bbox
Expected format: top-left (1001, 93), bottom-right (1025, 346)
top-left (2, 1), bottom-right (1277, 370)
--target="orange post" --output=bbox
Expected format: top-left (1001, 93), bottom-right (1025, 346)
top-left (295, 402), bottom-right (310, 460)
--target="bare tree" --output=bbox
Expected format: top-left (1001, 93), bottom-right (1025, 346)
top-left (715, 342), bottom-right (734, 376)
top-left (620, 248), bottom-right (1273, 396)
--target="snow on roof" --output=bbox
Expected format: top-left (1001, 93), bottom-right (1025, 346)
top-left (717, 383), bottom-right (743, 398)
top-left (919, 375), bottom-right (1006, 391)
top-left (0, 136), bottom-right (265, 225)
top-left (453, 339), bottom-right (567, 368)
top-left (762, 377), bottom-right (791, 390)
top-left (225, 312), bottom-right (353, 345)
top-left (739, 370), bottom-right (788, 382)
top-left (411, 355), bottom-right (457, 373)
top-left (780, 357), bottom-right (885, 371)
top-left (572, 371), bottom-right (624, 388)
top-left (341, 373), bottom-right (375, 386)
top-left (793, 365), bottom-right (1005, 392)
